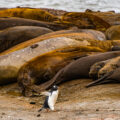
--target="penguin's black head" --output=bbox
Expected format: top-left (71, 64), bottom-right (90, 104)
top-left (51, 85), bottom-right (58, 91)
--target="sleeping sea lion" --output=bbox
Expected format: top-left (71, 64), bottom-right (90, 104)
top-left (0, 17), bottom-right (68, 31)
top-left (86, 67), bottom-right (120, 88)
top-left (0, 37), bottom-right (87, 85)
top-left (106, 25), bottom-right (120, 40)
top-left (89, 60), bottom-right (109, 79)
top-left (111, 46), bottom-right (120, 51)
top-left (98, 56), bottom-right (120, 78)
top-left (17, 46), bottom-right (104, 96)
top-left (0, 26), bottom-right (53, 52)
top-left (0, 8), bottom-right (59, 22)
top-left (31, 51), bottom-right (120, 91)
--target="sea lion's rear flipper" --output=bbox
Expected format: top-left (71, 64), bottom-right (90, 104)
top-left (86, 70), bottom-right (114, 88)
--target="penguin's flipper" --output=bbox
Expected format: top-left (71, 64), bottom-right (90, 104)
top-left (40, 91), bottom-right (50, 96)
top-left (86, 70), bottom-right (114, 88)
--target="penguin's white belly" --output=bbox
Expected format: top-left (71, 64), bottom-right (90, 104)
top-left (48, 90), bottom-right (58, 110)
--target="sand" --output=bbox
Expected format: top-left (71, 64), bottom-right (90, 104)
top-left (0, 79), bottom-right (120, 120)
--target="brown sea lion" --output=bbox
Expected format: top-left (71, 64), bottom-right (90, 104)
top-left (105, 25), bottom-right (120, 40)
top-left (87, 56), bottom-right (120, 87)
top-left (86, 67), bottom-right (120, 88)
top-left (11, 7), bottom-right (67, 16)
top-left (17, 46), bottom-right (103, 96)
top-left (111, 46), bottom-right (120, 51)
top-left (0, 29), bottom-right (107, 55)
top-left (89, 60), bottom-right (109, 79)
top-left (0, 26), bottom-right (53, 52)
top-left (98, 56), bottom-right (120, 78)
top-left (60, 12), bottom-right (110, 31)
top-left (30, 51), bottom-right (120, 91)
top-left (0, 37), bottom-right (86, 85)
top-left (89, 56), bottom-right (120, 79)
top-left (0, 8), bottom-right (59, 22)
top-left (87, 11), bottom-right (120, 26)
top-left (0, 17), bottom-right (68, 31)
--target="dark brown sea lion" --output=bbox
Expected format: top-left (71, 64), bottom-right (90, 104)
top-left (0, 17), bottom-right (68, 31)
top-left (17, 46), bottom-right (103, 96)
top-left (29, 51), bottom-right (120, 91)
top-left (0, 26), bottom-right (53, 52)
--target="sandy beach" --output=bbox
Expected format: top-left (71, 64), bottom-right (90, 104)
top-left (0, 79), bottom-right (120, 120)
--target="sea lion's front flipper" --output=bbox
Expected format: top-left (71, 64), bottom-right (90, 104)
top-left (86, 70), bottom-right (114, 88)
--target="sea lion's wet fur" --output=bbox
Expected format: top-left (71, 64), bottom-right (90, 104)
top-left (17, 46), bottom-right (103, 96)
top-left (31, 51), bottom-right (120, 91)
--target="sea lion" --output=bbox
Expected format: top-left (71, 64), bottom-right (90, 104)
top-left (88, 11), bottom-right (120, 26)
top-left (17, 46), bottom-right (104, 96)
top-left (0, 29), bottom-right (107, 55)
top-left (87, 56), bottom-right (120, 87)
top-left (106, 25), bottom-right (120, 40)
top-left (31, 51), bottom-right (120, 91)
top-left (98, 56), bottom-right (120, 78)
top-left (86, 67), bottom-right (120, 88)
top-left (0, 8), bottom-right (59, 22)
top-left (89, 60), bottom-right (109, 79)
top-left (0, 26), bottom-right (53, 52)
top-left (60, 12), bottom-right (110, 31)
top-left (111, 46), bottom-right (120, 51)
top-left (0, 37), bottom-right (86, 85)
top-left (0, 17), bottom-right (68, 31)
top-left (89, 56), bottom-right (120, 79)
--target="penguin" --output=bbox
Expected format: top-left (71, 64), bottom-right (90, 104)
top-left (38, 85), bottom-right (59, 112)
